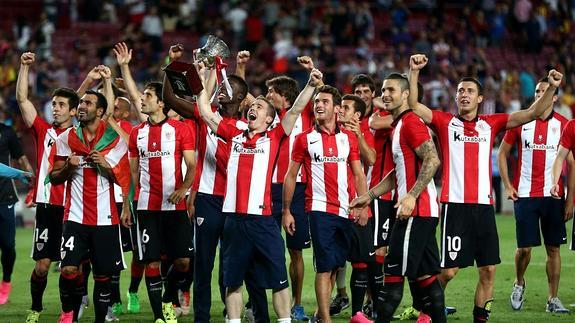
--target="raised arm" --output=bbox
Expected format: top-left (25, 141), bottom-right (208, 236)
top-left (77, 66), bottom-right (102, 97)
top-left (281, 68), bottom-right (322, 135)
top-left (369, 110), bottom-right (393, 130)
top-left (197, 87), bottom-right (222, 134)
top-left (114, 42), bottom-right (146, 122)
top-left (497, 140), bottom-right (519, 201)
top-left (507, 69), bottom-right (563, 129)
top-left (100, 65), bottom-right (130, 142)
top-left (408, 54), bottom-right (433, 124)
top-left (16, 52), bottom-right (38, 127)
top-left (397, 139), bottom-right (440, 219)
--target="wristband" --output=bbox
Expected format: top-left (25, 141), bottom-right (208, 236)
top-left (368, 190), bottom-right (377, 200)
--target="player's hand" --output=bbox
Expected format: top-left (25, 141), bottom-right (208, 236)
top-left (194, 60), bottom-right (208, 84)
top-left (347, 117), bottom-right (362, 138)
top-left (89, 150), bottom-right (112, 169)
top-left (505, 186), bottom-right (519, 201)
top-left (66, 153), bottom-right (80, 168)
top-left (168, 187), bottom-right (188, 204)
top-left (97, 65), bottom-right (112, 80)
top-left (282, 210), bottom-right (296, 236)
top-left (187, 199), bottom-right (195, 220)
top-left (349, 193), bottom-right (373, 211)
top-left (169, 44), bottom-right (184, 62)
top-left (297, 56), bottom-right (315, 71)
top-left (548, 69), bottom-right (563, 88)
top-left (86, 66), bottom-right (102, 81)
top-left (236, 50), bottom-right (250, 66)
top-left (17, 172), bottom-right (34, 185)
top-left (550, 184), bottom-right (562, 199)
top-left (121, 205), bottom-right (132, 228)
top-left (565, 199), bottom-right (574, 222)
top-left (352, 207), bottom-right (369, 226)
top-left (395, 193), bottom-right (415, 220)
top-left (21, 52), bottom-right (35, 65)
top-left (308, 68), bottom-right (323, 87)
top-left (113, 42), bottom-right (132, 66)
top-left (410, 54), bottom-right (428, 71)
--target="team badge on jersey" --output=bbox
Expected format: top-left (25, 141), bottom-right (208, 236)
top-left (36, 242), bottom-right (44, 251)
top-left (449, 251), bottom-right (458, 261)
top-left (197, 217), bottom-right (204, 226)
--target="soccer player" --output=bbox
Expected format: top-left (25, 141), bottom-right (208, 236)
top-left (16, 52), bottom-right (79, 322)
top-left (162, 47), bottom-right (260, 323)
top-left (338, 94), bottom-right (380, 319)
top-left (498, 76), bottom-right (573, 314)
top-left (283, 85), bottom-right (370, 323)
top-left (350, 72), bottom-right (444, 323)
top-left (128, 81), bottom-right (196, 323)
top-left (265, 74), bottom-right (314, 320)
top-left (409, 54), bottom-right (562, 322)
top-left (50, 87), bottom-right (130, 323)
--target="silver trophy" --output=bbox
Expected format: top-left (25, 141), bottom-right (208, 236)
top-left (194, 35), bottom-right (231, 66)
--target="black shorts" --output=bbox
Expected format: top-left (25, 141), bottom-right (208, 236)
top-left (115, 203), bottom-right (138, 252)
top-left (32, 203), bottom-right (64, 261)
top-left (440, 203), bottom-right (501, 268)
top-left (309, 212), bottom-right (353, 273)
top-left (60, 221), bottom-right (125, 275)
top-left (271, 183), bottom-right (311, 250)
top-left (349, 219), bottom-right (375, 263)
top-left (222, 213), bottom-right (288, 290)
top-left (514, 197), bottom-right (567, 248)
top-left (136, 210), bottom-right (193, 262)
top-left (371, 199), bottom-right (396, 248)
top-left (384, 217), bottom-right (440, 279)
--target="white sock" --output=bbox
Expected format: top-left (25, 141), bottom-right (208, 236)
top-left (227, 319), bottom-right (241, 323)
top-left (278, 318), bottom-right (292, 323)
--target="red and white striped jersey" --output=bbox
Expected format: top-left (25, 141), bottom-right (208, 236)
top-left (292, 125), bottom-right (360, 218)
top-left (503, 112), bottom-right (568, 198)
top-left (114, 119), bottom-right (134, 203)
top-left (560, 120), bottom-right (575, 156)
top-left (272, 102), bottom-right (314, 184)
top-left (56, 125), bottom-right (127, 226)
top-left (31, 116), bottom-right (67, 205)
top-left (391, 111), bottom-right (438, 218)
top-left (366, 124), bottom-right (395, 201)
top-left (430, 110), bottom-right (509, 205)
top-left (189, 104), bottom-right (244, 196)
top-left (129, 118), bottom-right (196, 211)
top-left (218, 122), bottom-right (286, 215)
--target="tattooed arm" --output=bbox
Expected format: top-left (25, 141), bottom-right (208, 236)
top-left (396, 139), bottom-right (440, 219)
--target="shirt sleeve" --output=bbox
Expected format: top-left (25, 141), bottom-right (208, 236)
top-left (485, 113), bottom-right (510, 134)
top-left (502, 127), bottom-right (519, 145)
top-left (405, 116), bottom-right (432, 150)
top-left (430, 110), bottom-right (450, 131)
top-left (31, 115), bottom-right (51, 134)
top-left (55, 131), bottom-right (71, 159)
top-left (560, 120), bottom-right (575, 150)
top-left (348, 131), bottom-right (361, 162)
top-left (216, 121), bottom-right (242, 140)
top-left (291, 133), bottom-right (307, 163)
top-left (128, 127), bottom-right (139, 158)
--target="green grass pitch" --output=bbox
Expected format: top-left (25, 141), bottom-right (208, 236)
top-left (2, 215), bottom-right (574, 322)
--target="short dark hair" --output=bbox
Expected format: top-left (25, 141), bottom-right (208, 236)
top-left (85, 90), bottom-right (108, 114)
top-left (384, 73), bottom-right (409, 92)
top-left (52, 87), bottom-right (79, 110)
top-left (537, 76), bottom-right (559, 95)
top-left (265, 76), bottom-right (299, 106)
top-left (341, 94), bottom-right (367, 118)
top-left (315, 85), bottom-right (342, 106)
top-left (458, 77), bottom-right (484, 95)
top-left (228, 74), bottom-right (249, 100)
top-left (351, 74), bottom-right (375, 92)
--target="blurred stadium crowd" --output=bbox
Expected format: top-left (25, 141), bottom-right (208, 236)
top-left (1, 0), bottom-right (575, 167)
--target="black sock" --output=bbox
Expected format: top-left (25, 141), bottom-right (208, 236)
top-left (368, 262), bottom-right (384, 313)
top-left (473, 300), bottom-right (492, 323)
top-left (129, 260), bottom-right (144, 293)
top-left (408, 280), bottom-right (423, 311)
top-left (30, 269), bottom-right (48, 312)
top-left (1, 248), bottom-right (16, 282)
top-left (375, 276), bottom-right (404, 323)
top-left (181, 263), bottom-right (193, 293)
top-left (418, 277), bottom-right (445, 323)
top-left (163, 266), bottom-right (188, 305)
top-left (145, 267), bottom-right (164, 320)
top-left (59, 272), bottom-right (79, 313)
top-left (110, 272), bottom-right (121, 304)
top-left (93, 276), bottom-right (112, 323)
top-left (81, 261), bottom-right (91, 296)
top-left (351, 265), bottom-right (369, 313)
top-left (72, 273), bottom-right (86, 322)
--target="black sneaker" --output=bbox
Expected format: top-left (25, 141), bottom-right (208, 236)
top-left (362, 300), bottom-right (375, 319)
top-left (445, 306), bottom-right (457, 315)
top-left (329, 294), bottom-right (350, 316)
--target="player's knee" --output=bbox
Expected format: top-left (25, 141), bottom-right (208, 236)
top-left (61, 266), bottom-right (78, 276)
top-left (35, 259), bottom-right (51, 277)
top-left (516, 247), bottom-right (532, 258)
top-left (173, 258), bottom-right (190, 271)
top-left (478, 265), bottom-right (496, 281)
top-left (146, 261), bottom-right (160, 270)
top-left (545, 245), bottom-right (560, 257)
top-left (440, 268), bottom-right (458, 282)
top-left (288, 248), bottom-right (302, 261)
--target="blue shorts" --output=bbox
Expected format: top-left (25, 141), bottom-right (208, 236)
top-left (514, 197), bottom-right (567, 248)
top-left (309, 211), bottom-right (352, 273)
top-left (271, 183), bottom-right (311, 250)
top-left (222, 213), bottom-right (288, 290)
